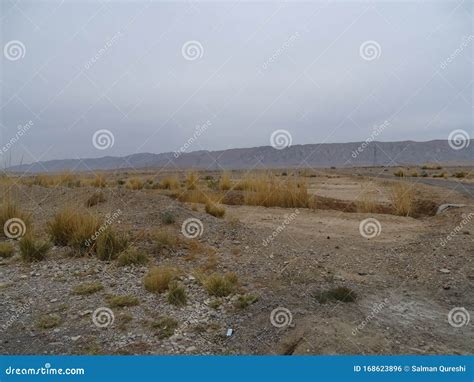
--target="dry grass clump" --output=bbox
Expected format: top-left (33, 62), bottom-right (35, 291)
top-left (243, 174), bottom-right (311, 208)
top-left (96, 228), bottom-right (128, 261)
top-left (144, 266), bottom-right (179, 293)
top-left (117, 247), bottom-right (148, 266)
top-left (153, 229), bottom-right (178, 253)
top-left (91, 174), bottom-right (107, 188)
top-left (204, 272), bottom-right (238, 297)
top-left (19, 235), bottom-right (51, 262)
top-left (452, 171), bottom-right (467, 178)
top-left (72, 282), bottom-right (103, 295)
top-left (177, 189), bottom-right (216, 204)
top-left (356, 191), bottom-right (379, 213)
top-left (218, 172), bottom-right (232, 190)
top-left (107, 294), bottom-right (140, 308)
top-left (85, 191), bottom-right (106, 207)
top-left (160, 176), bottom-right (180, 190)
top-left (0, 242), bottom-right (15, 258)
top-left (167, 281), bottom-right (187, 306)
top-left (57, 171), bottom-right (81, 187)
top-left (393, 169), bottom-right (405, 177)
top-left (186, 171), bottom-right (199, 190)
top-left (421, 164), bottom-right (442, 170)
top-left (314, 286), bottom-right (357, 303)
top-left (234, 294), bottom-right (258, 310)
top-left (47, 208), bottom-right (100, 250)
top-left (205, 202), bottom-right (225, 218)
top-left (151, 316), bottom-right (178, 339)
top-left (36, 314), bottom-right (61, 329)
top-left (126, 177), bottom-right (144, 190)
top-left (0, 200), bottom-right (31, 238)
top-left (390, 183), bottom-right (415, 216)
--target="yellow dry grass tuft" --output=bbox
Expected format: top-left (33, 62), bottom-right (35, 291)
top-left (390, 182), bottom-right (415, 216)
top-left (144, 266), bottom-right (180, 293)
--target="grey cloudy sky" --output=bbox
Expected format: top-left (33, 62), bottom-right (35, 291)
top-left (1, 0), bottom-right (472, 165)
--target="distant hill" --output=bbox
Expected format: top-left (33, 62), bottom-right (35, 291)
top-left (6, 140), bottom-right (473, 173)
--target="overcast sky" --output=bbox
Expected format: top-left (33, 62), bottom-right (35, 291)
top-left (1, 0), bottom-right (472, 165)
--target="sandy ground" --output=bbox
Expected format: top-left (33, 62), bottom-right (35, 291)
top-left (0, 172), bottom-right (473, 355)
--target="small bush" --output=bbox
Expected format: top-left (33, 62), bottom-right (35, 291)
top-left (37, 314), bottom-right (61, 329)
top-left (144, 266), bottom-right (179, 293)
top-left (151, 316), bottom-right (178, 339)
top-left (0, 242), bottom-right (14, 258)
top-left (107, 294), bottom-right (140, 308)
top-left (72, 282), bottom-right (103, 295)
top-left (96, 228), bottom-right (128, 261)
top-left (205, 202), bottom-right (225, 218)
top-left (160, 211), bottom-right (175, 225)
top-left (117, 247), bottom-right (148, 266)
top-left (85, 192), bottom-right (106, 207)
top-left (410, 172), bottom-right (418, 177)
top-left (19, 235), bottom-right (51, 262)
top-left (204, 273), bottom-right (238, 297)
top-left (126, 178), bottom-right (144, 190)
top-left (167, 282), bottom-right (187, 306)
top-left (314, 286), bottom-right (357, 303)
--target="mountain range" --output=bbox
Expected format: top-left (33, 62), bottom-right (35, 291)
top-left (6, 140), bottom-right (473, 173)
